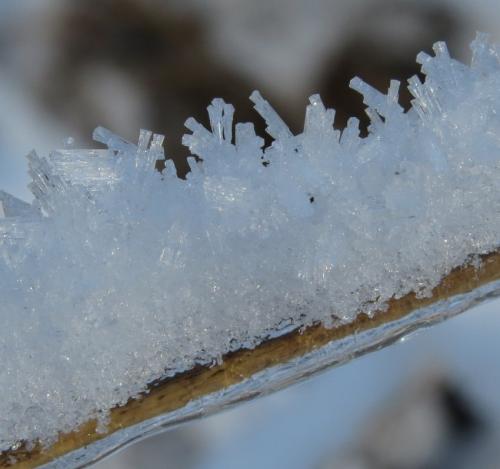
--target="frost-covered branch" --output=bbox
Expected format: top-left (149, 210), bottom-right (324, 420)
top-left (2, 33), bottom-right (500, 467)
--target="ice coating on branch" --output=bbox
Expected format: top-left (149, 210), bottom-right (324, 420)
top-left (2, 34), bottom-right (500, 451)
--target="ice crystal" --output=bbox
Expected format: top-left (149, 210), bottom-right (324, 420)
top-left (1, 34), bottom-right (500, 451)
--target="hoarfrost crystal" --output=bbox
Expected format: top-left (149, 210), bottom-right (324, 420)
top-left (1, 34), bottom-right (500, 451)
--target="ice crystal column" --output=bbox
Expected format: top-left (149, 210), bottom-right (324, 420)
top-left (1, 34), bottom-right (500, 450)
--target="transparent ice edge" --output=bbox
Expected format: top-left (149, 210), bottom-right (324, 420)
top-left (42, 278), bottom-right (500, 469)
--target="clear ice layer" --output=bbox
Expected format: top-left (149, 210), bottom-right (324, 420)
top-left (1, 34), bottom-right (500, 451)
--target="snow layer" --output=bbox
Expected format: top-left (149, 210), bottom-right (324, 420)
top-left (1, 34), bottom-right (500, 451)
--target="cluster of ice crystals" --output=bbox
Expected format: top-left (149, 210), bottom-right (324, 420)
top-left (1, 34), bottom-right (500, 451)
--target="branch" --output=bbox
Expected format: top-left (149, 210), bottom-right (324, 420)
top-left (1, 33), bottom-right (500, 467)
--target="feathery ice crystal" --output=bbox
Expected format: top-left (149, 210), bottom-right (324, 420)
top-left (1, 34), bottom-right (500, 450)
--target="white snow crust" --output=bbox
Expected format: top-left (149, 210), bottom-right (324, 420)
top-left (1, 34), bottom-right (500, 451)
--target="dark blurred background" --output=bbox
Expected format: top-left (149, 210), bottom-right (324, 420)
top-left (0, 0), bottom-right (499, 467)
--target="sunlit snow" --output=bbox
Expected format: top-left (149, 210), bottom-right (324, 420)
top-left (1, 34), bottom-right (500, 451)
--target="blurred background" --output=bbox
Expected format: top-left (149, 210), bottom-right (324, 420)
top-left (1, 0), bottom-right (500, 467)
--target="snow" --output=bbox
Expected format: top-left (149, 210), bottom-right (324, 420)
top-left (1, 34), bottom-right (500, 452)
